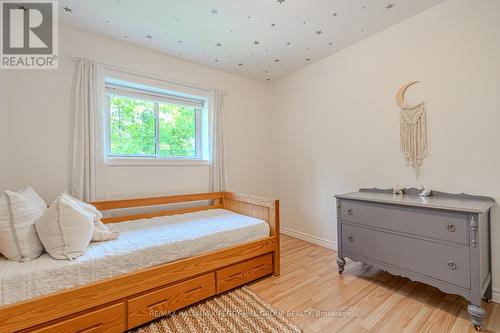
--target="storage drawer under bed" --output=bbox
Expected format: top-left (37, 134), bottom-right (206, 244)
top-left (28, 302), bottom-right (125, 333)
top-left (23, 254), bottom-right (274, 332)
top-left (127, 272), bottom-right (216, 329)
top-left (216, 254), bottom-right (273, 293)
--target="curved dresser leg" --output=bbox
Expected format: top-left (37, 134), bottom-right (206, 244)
top-left (467, 304), bottom-right (486, 331)
top-left (337, 257), bottom-right (346, 274)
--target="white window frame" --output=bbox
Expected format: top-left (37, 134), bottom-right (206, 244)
top-left (103, 78), bottom-right (209, 166)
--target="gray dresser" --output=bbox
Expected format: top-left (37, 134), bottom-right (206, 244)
top-left (335, 188), bottom-right (495, 330)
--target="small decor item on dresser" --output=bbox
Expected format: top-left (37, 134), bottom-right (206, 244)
top-left (392, 185), bottom-right (405, 196)
top-left (396, 81), bottom-right (428, 178)
top-left (335, 188), bottom-right (495, 331)
top-left (418, 185), bottom-right (432, 197)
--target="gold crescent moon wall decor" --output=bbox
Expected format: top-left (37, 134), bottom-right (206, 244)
top-left (396, 81), bottom-right (422, 109)
top-left (396, 80), bottom-right (428, 178)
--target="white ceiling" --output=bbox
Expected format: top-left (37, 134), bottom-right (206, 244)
top-left (59, 0), bottom-right (445, 82)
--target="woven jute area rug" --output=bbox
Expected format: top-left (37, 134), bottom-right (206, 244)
top-left (131, 287), bottom-right (302, 333)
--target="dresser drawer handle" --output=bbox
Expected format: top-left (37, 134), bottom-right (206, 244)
top-left (448, 261), bottom-right (457, 270)
top-left (347, 209), bottom-right (353, 216)
top-left (348, 236), bottom-right (354, 243)
top-left (447, 224), bottom-right (456, 232)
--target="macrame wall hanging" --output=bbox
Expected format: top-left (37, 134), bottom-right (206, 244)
top-left (396, 81), bottom-right (428, 177)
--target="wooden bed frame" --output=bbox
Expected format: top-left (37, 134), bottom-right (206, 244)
top-left (0, 192), bottom-right (280, 333)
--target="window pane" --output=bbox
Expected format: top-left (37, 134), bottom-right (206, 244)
top-left (109, 95), bottom-right (155, 156)
top-left (158, 103), bottom-right (196, 157)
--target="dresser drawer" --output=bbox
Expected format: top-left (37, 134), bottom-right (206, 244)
top-left (216, 254), bottom-right (273, 293)
top-left (127, 273), bottom-right (215, 329)
top-left (342, 223), bottom-right (470, 288)
top-left (341, 199), bottom-right (468, 244)
top-left (30, 303), bottom-right (125, 333)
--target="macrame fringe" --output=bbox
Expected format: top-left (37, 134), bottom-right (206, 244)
top-left (400, 103), bottom-right (427, 177)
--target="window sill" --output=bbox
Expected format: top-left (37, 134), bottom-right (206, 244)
top-left (104, 157), bottom-right (210, 166)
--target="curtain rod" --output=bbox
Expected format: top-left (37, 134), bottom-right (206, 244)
top-left (63, 52), bottom-right (229, 95)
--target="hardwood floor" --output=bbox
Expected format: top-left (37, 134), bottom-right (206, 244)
top-left (248, 235), bottom-right (500, 333)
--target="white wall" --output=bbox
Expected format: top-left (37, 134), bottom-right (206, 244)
top-left (271, 0), bottom-right (500, 295)
top-left (0, 71), bottom-right (9, 190)
top-left (4, 24), bottom-right (274, 201)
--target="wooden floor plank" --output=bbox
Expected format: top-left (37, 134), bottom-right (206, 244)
top-left (248, 234), bottom-right (500, 333)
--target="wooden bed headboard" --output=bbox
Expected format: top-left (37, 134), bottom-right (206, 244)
top-left (91, 191), bottom-right (279, 238)
top-left (222, 192), bottom-right (279, 238)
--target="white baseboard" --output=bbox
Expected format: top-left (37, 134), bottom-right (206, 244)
top-left (493, 288), bottom-right (500, 304)
top-left (280, 227), bottom-right (337, 251)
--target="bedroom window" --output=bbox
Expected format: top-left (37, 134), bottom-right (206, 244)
top-left (104, 78), bottom-right (208, 165)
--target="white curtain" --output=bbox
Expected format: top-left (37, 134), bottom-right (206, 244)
top-left (208, 89), bottom-right (226, 192)
top-left (70, 59), bottom-right (105, 201)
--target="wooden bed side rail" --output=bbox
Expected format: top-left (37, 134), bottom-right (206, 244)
top-left (92, 192), bottom-right (224, 224)
top-left (91, 192), bottom-right (224, 210)
top-left (91, 192), bottom-right (279, 229)
top-left (91, 191), bottom-right (279, 237)
top-left (100, 204), bottom-right (224, 224)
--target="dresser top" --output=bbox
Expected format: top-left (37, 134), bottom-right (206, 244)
top-left (335, 188), bottom-right (495, 214)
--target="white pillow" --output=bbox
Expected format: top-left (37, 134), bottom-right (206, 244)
top-left (35, 195), bottom-right (94, 260)
top-left (62, 193), bottom-right (118, 242)
top-left (0, 190), bottom-right (45, 262)
top-left (62, 192), bottom-right (102, 221)
top-left (20, 187), bottom-right (47, 212)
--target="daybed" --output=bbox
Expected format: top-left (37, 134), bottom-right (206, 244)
top-left (0, 192), bottom-right (280, 332)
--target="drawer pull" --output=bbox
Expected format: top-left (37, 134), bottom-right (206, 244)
top-left (348, 236), bottom-right (354, 243)
top-left (347, 209), bottom-right (353, 216)
top-left (448, 261), bottom-right (457, 270)
top-left (226, 272), bottom-right (244, 281)
top-left (186, 286), bottom-right (203, 295)
top-left (251, 264), bottom-right (268, 272)
top-left (447, 224), bottom-right (456, 232)
top-left (147, 299), bottom-right (170, 311)
top-left (76, 323), bottom-right (103, 333)
top-left (147, 286), bottom-right (202, 311)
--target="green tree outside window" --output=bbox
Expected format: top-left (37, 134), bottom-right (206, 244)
top-left (109, 94), bottom-right (197, 158)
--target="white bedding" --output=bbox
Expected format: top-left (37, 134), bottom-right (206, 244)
top-left (0, 209), bottom-right (269, 306)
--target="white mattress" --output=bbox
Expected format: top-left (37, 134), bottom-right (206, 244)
top-left (0, 209), bottom-right (269, 306)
